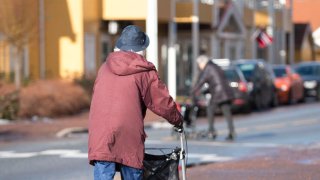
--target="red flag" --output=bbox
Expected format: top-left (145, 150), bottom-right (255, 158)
top-left (256, 31), bottom-right (273, 48)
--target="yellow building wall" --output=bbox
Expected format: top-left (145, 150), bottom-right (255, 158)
top-left (0, 0), bottom-right (40, 81)
top-left (84, 0), bottom-right (101, 25)
top-left (59, 0), bottom-right (84, 79)
top-left (0, 41), bottom-right (10, 79)
top-left (255, 11), bottom-right (269, 27)
top-left (29, 34), bottom-right (40, 80)
top-left (176, 2), bottom-right (212, 24)
top-left (28, 0), bottom-right (40, 80)
top-left (103, 0), bottom-right (147, 20)
top-left (103, 0), bottom-right (171, 22)
top-left (45, 0), bottom-right (84, 79)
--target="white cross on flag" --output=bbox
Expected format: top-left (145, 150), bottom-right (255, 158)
top-left (251, 29), bottom-right (273, 48)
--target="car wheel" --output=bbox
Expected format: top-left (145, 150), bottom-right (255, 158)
top-left (297, 90), bottom-right (305, 103)
top-left (270, 91), bottom-right (278, 107)
top-left (317, 86), bottom-right (320, 101)
top-left (242, 104), bottom-right (252, 114)
top-left (298, 96), bottom-right (305, 103)
top-left (255, 94), bottom-right (263, 110)
top-left (287, 89), bottom-right (294, 105)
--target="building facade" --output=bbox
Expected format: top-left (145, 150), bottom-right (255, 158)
top-left (0, 0), bottom-right (292, 97)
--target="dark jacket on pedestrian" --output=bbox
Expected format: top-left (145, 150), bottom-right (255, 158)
top-left (88, 51), bottom-right (183, 169)
top-left (192, 61), bottom-right (234, 105)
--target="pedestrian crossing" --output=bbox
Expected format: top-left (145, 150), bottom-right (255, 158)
top-left (0, 149), bottom-right (233, 164)
top-left (0, 149), bottom-right (87, 159)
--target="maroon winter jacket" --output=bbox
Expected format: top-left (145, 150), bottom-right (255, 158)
top-left (88, 51), bottom-right (183, 169)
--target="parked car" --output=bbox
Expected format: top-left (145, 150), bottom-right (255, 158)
top-left (233, 59), bottom-right (278, 110)
top-left (209, 59), bottom-right (252, 113)
top-left (195, 59), bottom-right (252, 114)
top-left (272, 65), bottom-right (304, 104)
top-left (294, 62), bottom-right (320, 100)
top-left (223, 65), bottom-right (252, 113)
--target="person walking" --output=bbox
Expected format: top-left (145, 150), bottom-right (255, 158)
top-left (88, 25), bottom-right (183, 180)
top-left (191, 52), bottom-right (236, 141)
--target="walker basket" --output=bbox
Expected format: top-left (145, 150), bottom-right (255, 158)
top-left (143, 148), bottom-right (181, 180)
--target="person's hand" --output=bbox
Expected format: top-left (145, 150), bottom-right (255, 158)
top-left (174, 121), bottom-right (183, 133)
top-left (191, 93), bottom-right (199, 106)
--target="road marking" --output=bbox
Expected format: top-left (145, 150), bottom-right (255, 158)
top-left (0, 149), bottom-right (232, 163)
top-left (0, 149), bottom-right (87, 159)
top-left (40, 149), bottom-right (87, 158)
top-left (291, 119), bottom-right (319, 126)
top-left (61, 152), bottom-right (87, 158)
top-left (0, 151), bottom-right (38, 158)
top-left (0, 119), bottom-right (10, 125)
top-left (150, 121), bottom-right (172, 129)
top-left (236, 127), bottom-right (249, 133)
top-left (255, 123), bottom-right (286, 131)
top-left (40, 149), bottom-right (80, 155)
top-left (187, 153), bottom-right (233, 162)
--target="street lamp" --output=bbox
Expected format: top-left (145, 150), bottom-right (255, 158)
top-left (108, 21), bottom-right (118, 35)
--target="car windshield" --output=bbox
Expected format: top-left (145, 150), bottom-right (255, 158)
top-left (236, 64), bottom-right (255, 81)
top-left (224, 69), bottom-right (240, 82)
top-left (296, 65), bottom-right (320, 76)
top-left (273, 67), bottom-right (287, 77)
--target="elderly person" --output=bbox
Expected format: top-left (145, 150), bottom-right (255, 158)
top-left (192, 52), bottom-right (236, 141)
top-left (88, 25), bottom-right (183, 180)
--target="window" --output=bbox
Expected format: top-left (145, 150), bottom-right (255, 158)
top-left (273, 67), bottom-right (287, 77)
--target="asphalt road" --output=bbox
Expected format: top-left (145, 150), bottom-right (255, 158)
top-left (0, 101), bottom-right (319, 180)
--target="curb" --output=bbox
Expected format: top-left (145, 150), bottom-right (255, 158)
top-left (56, 120), bottom-right (166, 138)
top-left (56, 118), bottom-right (174, 138)
top-left (0, 119), bottom-right (10, 125)
top-left (56, 127), bottom-right (88, 138)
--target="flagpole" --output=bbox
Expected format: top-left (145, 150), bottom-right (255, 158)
top-left (252, 0), bottom-right (257, 59)
top-left (192, 0), bottom-right (199, 85)
top-left (268, 0), bottom-right (275, 64)
top-left (289, 0), bottom-right (294, 65)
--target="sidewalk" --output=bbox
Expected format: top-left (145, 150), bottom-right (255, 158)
top-left (186, 147), bottom-right (320, 180)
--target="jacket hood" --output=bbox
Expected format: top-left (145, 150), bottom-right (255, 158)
top-left (106, 51), bottom-right (156, 76)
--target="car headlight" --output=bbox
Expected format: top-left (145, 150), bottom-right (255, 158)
top-left (280, 84), bottom-right (289, 91)
top-left (304, 80), bottom-right (317, 89)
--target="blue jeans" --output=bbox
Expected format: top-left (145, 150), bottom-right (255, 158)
top-left (94, 161), bottom-right (143, 180)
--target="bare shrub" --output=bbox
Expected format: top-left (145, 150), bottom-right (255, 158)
top-left (0, 82), bottom-right (15, 94)
top-left (0, 81), bottom-right (19, 120)
top-left (19, 80), bottom-right (90, 118)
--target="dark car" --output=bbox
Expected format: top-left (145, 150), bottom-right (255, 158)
top-left (194, 59), bottom-right (252, 114)
top-left (233, 59), bottom-right (278, 110)
top-left (272, 65), bottom-right (304, 104)
top-left (222, 65), bottom-right (252, 113)
top-left (294, 62), bottom-right (320, 100)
